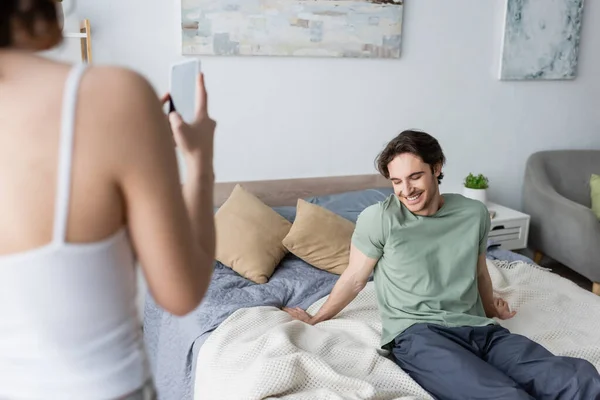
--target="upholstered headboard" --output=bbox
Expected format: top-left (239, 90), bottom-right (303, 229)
top-left (214, 173), bottom-right (391, 207)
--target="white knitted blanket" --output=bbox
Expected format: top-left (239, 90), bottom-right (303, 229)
top-left (194, 260), bottom-right (600, 400)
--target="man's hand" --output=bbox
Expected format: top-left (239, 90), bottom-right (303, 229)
top-left (282, 306), bottom-right (315, 325)
top-left (494, 297), bottom-right (517, 319)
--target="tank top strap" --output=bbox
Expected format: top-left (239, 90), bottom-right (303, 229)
top-left (53, 63), bottom-right (88, 244)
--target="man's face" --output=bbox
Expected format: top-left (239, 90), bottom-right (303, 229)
top-left (387, 153), bottom-right (441, 216)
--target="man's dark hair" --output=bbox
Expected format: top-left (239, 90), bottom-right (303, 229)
top-left (375, 130), bottom-right (446, 184)
top-left (1, 0), bottom-right (59, 48)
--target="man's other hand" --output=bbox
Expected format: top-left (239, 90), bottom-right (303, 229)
top-left (494, 297), bottom-right (517, 319)
top-left (282, 306), bottom-right (315, 324)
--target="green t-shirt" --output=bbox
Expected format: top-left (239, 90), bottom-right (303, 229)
top-left (351, 193), bottom-right (497, 347)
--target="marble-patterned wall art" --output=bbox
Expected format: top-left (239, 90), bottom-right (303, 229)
top-left (181, 0), bottom-right (404, 58)
top-left (499, 0), bottom-right (584, 80)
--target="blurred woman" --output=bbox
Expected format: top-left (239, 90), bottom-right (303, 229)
top-left (0, 1), bottom-right (216, 398)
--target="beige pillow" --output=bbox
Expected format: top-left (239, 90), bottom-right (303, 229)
top-left (591, 173), bottom-right (600, 220)
top-left (215, 184), bottom-right (292, 283)
top-left (282, 199), bottom-right (355, 275)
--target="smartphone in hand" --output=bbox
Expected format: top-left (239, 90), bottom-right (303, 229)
top-left (169, 59), bottom-right (200, 123)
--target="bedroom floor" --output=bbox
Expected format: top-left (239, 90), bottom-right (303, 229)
top-left (519, 249), bottom-right (593, 292)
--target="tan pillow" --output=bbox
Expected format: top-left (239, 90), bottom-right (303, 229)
top-left (282, 199), bottom-right (355, 275)
top-left (591, 173), bottom-right (600, 220)
top-left (215, 184), bottom-right (292, 283)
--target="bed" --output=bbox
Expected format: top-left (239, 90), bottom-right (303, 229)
top-left (142, 174), bottom-right (600, 400)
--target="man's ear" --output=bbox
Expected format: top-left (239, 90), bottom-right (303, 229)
top-left (433, 163), bottom-right (442, 178)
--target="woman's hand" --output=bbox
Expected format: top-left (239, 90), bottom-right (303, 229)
top-left (161, 73), bottom-right (216, 172)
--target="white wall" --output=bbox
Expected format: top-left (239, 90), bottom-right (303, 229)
top-left (49, 0), bottom-right (599, 210)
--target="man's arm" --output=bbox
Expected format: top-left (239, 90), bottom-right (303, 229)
top-left (283, 244), bottom-right (378, 324)
top-left (309, 244), bottom-right (378, 324)
top-left (283, 203), bottom-right (384, 324)
top-left (477, 253), bottom-right (516, 319)
top-left (477, 253), bottom-right (498, 318)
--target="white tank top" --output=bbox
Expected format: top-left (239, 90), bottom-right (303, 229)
top-left (0, 64), bottom-right (150, 399)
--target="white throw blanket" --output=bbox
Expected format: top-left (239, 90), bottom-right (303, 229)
top-left (194, 260), bottom-right (600, 400)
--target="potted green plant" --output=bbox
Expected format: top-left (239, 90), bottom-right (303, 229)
top-left (463, 173), bottom-right (489, 204)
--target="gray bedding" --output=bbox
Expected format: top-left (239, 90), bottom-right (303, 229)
top-left (144, 254), bottom-right (348, 400)
top-left (143, 188), bottom-right (535, 400)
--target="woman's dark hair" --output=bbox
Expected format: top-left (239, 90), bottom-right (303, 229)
top-left (375, 130), bottom-right (446, 184)
top-left (1, 0), bottom-right (59, 48)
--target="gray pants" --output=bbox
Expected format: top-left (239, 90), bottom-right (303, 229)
top-left (391, 323), bottom-right (600, 400)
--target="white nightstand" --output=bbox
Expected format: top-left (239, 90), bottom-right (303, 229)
top-left (486, 202), bottom-right (530, 251)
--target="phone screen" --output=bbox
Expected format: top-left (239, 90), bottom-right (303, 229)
top-left (170, 59), bottom-right (200, 123)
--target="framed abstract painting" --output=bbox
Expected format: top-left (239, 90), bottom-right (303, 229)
top-left (499, 0), bottom-right (585, 80)
top-left (181, 0), bottom-right (404, 58)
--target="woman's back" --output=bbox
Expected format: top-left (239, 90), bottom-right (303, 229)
top-left (0, 54), bottom-right (127, 254)
top-left (0, 56), bottom-right (152, 398)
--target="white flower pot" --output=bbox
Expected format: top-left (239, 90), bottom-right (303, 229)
top-left (463, 187), bottom-right (487, 204)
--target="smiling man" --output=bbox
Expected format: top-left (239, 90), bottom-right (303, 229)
top-left (283, 130), bottom-right (600, 400)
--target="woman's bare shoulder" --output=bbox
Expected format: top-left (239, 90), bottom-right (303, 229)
top-left (23, 57), bottom-right (159, 112)
top-left (78, 65), bottom-right (167, 142)
top-left (82, 65), bottom-right (159, 108)
top-left (74, 65), bottom-right (173, 173)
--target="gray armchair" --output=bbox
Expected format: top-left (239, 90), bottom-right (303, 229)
top-left (523, 150), bottom-right (600, 295)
